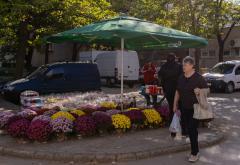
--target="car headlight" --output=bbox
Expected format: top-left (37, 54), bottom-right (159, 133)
top-left (215, 77), bottom-right (224, 81)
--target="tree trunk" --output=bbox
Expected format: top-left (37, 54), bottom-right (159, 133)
top-left (195, 48), bottom-right (200, 72)
top-left (72, 43), bottom-right (78, 61)
top-left (218, 42), bottom-right (224, 62)
top-left (25, 46), bottom-right (34, 70)
top-left (15, 21), bottom-right (28, 78)
top-left (45, 43), bottom-right (49, 64)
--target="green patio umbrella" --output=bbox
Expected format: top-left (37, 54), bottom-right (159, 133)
top-left (46, 16), bottom-right (208, 109)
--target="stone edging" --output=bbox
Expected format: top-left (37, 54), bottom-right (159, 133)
top-left (0, 130), bottom-right (225, 163)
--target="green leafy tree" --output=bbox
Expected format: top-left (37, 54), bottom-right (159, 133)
top-left (0, 0), bottom-right (115, 78)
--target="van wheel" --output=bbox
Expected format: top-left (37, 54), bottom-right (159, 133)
top-left (106, 79), bottom-right (113, 87)
top-left (225, 82), bottom-right (234, 93)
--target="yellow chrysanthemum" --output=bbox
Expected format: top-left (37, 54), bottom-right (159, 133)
top-left (142, 109), bottom-right (162, 125)
top-left (127, 107), bottom-right (140, 111)
top-left (111, 114), bottom-right (131, 129)
top-left (51, 111), bottom-right (75, 121)
top-left (100, 102), bottom-right (117, 109)
top-left (70, 109), bottom-right (85, 116)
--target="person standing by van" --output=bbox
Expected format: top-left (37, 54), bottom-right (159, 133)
top-left (141, 62), bottom-right (157, 106)
top-left (158, 53), bottom-right (183, 135)
top-left (173, 56), bottom-right (208, 162)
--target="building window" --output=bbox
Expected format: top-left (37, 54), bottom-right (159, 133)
top-left (209, 50), bottom-right (215, 56)
top-left (231, 48), bottom-right (240, 56)
top-left (201, 49), bottom-right (208, 57)
top-left (224, 50), bottom-right (230, 56)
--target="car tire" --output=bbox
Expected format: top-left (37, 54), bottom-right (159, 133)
top-left (225, 82), bottom-right (234, 93)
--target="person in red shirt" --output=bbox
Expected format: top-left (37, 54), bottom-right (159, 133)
top-left (141, 62), bottom-right (158, 106)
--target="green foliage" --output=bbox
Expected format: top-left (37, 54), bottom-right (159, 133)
top-left (0, 0), bottom-right (115, 48)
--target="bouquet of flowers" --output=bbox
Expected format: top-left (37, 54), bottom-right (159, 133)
top-left (0, 111), bottom-right (15, 129)
top-left (111, 114), bottom-right (131, 130)
top-left (7, 118), bottom-right (30, 137)
top-left (51, 111), bottom-right (75, 121)
top-left (27, 120), bottom-right (52, 142)
top-left (92, 111), bottom-right (112, 131)
top-left (74, 116), bottom-right (96, 136)
top-left (142, 109), bottom-right (163, 126)
top-left (51, 117), bottom-right (73, 133)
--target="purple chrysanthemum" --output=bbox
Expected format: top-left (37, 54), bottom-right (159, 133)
top-left (74, 116), bottom-right (96, 136)
top-left (123, 110), bottom-right (145, 125)
top-left (0, 111), bottom-right (15, 129)
top-left (51, 117), bottom-right (73, 133)
top-left (92, 111), bottom-right (112, 131)
top-left (7, 118), bottom-right (30, 137)
top-left (18, 109), bottom-right (37, 120)
top-left (27, 120), bottom-right (52, 142)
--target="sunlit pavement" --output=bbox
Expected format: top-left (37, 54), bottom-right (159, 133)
top-left (0, 91), bottom-right (240, 165)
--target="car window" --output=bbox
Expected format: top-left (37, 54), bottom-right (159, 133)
top-left (235, 66), bottom-right (240, 75)
top-left (46, 67), bottom-right (64, 79)
top-left (211, 64), bottom-right (235, 74)
top-left (27, 66), bottom-right (48, 79)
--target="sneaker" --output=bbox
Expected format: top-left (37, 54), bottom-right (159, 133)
top-left (188, 153), bottom-right (200, 163)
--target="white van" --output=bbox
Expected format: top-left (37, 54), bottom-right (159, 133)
top-left (79, 50), bottom-right (139, 87)
top-left (203, 60), bottom-right (240, 93)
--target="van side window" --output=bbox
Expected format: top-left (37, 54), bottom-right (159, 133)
top-left (46, 67), bottom-right (64, 79)
top-left (235, 66), bottom-right (240, 75)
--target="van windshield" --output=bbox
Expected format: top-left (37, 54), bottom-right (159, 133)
top-left (27, 66), bottom-right (48, 79)
top-left (210, 63), bottom-right (235, 74)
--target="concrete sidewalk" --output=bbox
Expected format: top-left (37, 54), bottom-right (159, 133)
top-left (0, 127), bottom-right (224, 164)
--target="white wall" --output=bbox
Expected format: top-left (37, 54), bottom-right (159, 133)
top-left (31, 43), bottom-right (73, 67)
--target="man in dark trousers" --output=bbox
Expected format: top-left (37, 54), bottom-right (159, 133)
top-left (158, 53), bottom-right (184, 137)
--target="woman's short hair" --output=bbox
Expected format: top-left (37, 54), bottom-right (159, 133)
top-left (183, 56), bottom-right (195, 66)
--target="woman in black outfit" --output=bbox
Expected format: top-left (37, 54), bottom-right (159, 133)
top-left (173, 56), bottom-right (207, 163)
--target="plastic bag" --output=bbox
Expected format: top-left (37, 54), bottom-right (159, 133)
top-left (169, 112), bottom-right (182, 133)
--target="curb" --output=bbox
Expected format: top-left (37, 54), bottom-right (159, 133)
top-left (0, 130), bottom-right (225, 163)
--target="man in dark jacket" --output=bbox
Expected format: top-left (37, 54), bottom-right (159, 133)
top-left (158, 53), bottom-right (184, 137)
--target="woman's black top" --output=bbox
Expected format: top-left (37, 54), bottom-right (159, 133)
top-left (177, 72), bottom-right (207, 109)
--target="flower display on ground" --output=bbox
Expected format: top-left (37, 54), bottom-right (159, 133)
top-left (100, 102), bottom-right (117, 110)
top-left (127, 107), bottom-right (140, 111)
top-left (79, 105), bottom-right (98, 114)
top-left (7, 118), bottom-right (30, 137)
top-left (51, 111), bottom-right (75, 121)
top-left (74, 115), bottom-right (96, 136)
top-left (0, 111), bottom-right (15, 129)
top-left (36, 108), bottom-right (50, 115)
top-left (142, 109), bottom-right (163, 126)
top-left (18, 109), bottom-right (37, 120)
top-left (27, 120), bottom-right (52, 142)
top-left (70, 109), bottom-right (85, 117)
top-left (43, 109), bottom-right (58, 117)
top-left (155, 106), bottom-right (170, 119)
top-left (92, 111), bottom-right (112, 131)
top-left (32, 115), bottom-right (51, 122)
top-left (51, 117), bottom-right (73, 133)
top-left (123, 110), bottom-right (145, 125)
top-left (106, 109), bottom-right (120, 116)
top-left (111, 114), bottom-right (131, 130)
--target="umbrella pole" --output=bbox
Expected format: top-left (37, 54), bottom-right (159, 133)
top-left (121, 38), bottom-right (124, 111)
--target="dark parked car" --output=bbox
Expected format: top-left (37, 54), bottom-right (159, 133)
top-left (2, 62), bottom-right (101, 103)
